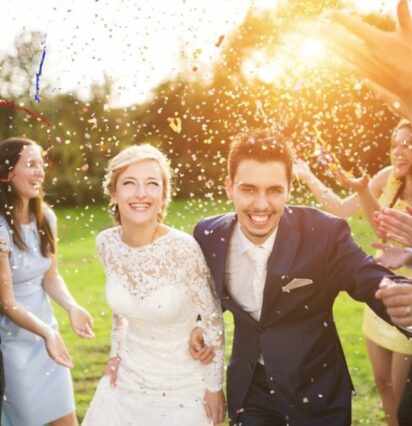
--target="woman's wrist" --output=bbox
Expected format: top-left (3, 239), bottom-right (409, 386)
top-left (65, 301), bottom-right (81, 313)
top-left (41, 324), bottom-right (55, 340)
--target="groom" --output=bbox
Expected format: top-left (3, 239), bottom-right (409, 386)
top-left (190, 130), bottom-right (411, 426)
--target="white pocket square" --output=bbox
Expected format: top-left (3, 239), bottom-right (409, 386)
top-left (282, 278), bottom-right (314, 293)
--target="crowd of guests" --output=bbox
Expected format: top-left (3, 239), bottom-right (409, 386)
top-left (1, 0), bottom-right (412, 425)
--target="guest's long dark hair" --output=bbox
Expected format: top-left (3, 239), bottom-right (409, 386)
top-left (0, 137), bottom-right (55, 256)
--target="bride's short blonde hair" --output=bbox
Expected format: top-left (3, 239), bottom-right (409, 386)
top-left (103, 144), bottom-right (173, 223)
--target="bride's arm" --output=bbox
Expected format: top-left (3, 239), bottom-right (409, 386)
top-left (188, 240), bottom-right (225, 424)
top-left (104, 313), bottom-right (128, 387)
top-left (96, 233), bottom-right (128, 386)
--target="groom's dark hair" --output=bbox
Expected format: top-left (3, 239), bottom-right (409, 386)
top-left (227, 129), bottom-right (293, 184)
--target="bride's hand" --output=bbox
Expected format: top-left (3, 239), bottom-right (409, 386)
top-left (203, 389), bottom-right (225, 425)
top-left (104, 355), bottom-right (121, 388)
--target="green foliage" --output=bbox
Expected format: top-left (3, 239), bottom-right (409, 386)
top-left (0, 3), bottom-right (401, 205)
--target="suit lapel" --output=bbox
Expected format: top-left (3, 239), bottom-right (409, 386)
top-left (208, 214), bottom-right (262, 328)
top-left (260, 207), bottom-right (301, 323)
top-left (208, 214), bottom-right (236, 299)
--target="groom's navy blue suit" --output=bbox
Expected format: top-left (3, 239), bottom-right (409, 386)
top-left (194, 206), bottom-right (408, 426)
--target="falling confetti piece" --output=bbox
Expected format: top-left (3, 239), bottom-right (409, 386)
top-left (34, 45), bottom-right (47, 102)
top-left (167, 117), bottom-right (182, 134)
top-left (215, 34), bottom-right (225, 48)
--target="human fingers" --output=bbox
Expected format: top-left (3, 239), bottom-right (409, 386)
top-left (52, 346), bottom-right (73, 369)
top-left (380, 208), bottom-right (412, 229)
top-left (327, 11), bottom-right (385, 48)
top-left (398, 0), bottom-right (412, 37)
top-left (76, 323), bottom-right (95, 339)
top-left (386, 303), bottom-right (412, 318)
top-left (54, 355), bottom-right (73, 369)
top-left (104, 359), bottom-right (120, 387)
top-left (371, 242), bottom-right (387, 251)
top-left (46, 332), bottom-right (73, 368)
top-left (364, 80), bottom-right (406, 117)
top-left (376, 282), bottom-right (412, 302)
top-left (324, 24), bottom-right (401, 96)
top-left (203, 399), bottom-right (212, 423)
top-left (385, 231), bottom-right (411, 247)
top-left (198, 347), bottom-right (214, 364)
top-left (189, 340), bottom-right (206, 360)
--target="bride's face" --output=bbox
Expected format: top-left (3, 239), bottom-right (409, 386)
top-left (111, 159), bottom-right (165, 226)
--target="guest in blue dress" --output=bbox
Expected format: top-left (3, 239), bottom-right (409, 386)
top-left (0, 137), bottom-right (94, 426)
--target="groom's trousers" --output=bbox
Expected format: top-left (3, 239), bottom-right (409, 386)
top-left (235, 364), bottom-right (286, 426)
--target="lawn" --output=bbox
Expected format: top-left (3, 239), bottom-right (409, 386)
top-left (53, 200), bottom-right (386, 425)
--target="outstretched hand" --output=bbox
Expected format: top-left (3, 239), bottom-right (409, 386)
top-left (374, 206), bottom-right (412, 246)
top-left (188, 327), bottom-right (214, 365)
top-left (324, 0), bottom-right (412, 121)
top-left (372, 242), bottom-right (412, 270)
top-left (333, 169), bottom-right (369, 192)
top-left (68, 305), bottom-right (95, 339)
top-left (44, 328), bottom-right (73, 368)
top-left (293, 158), bottom-right (312, 182)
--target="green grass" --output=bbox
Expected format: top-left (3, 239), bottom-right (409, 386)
top-left (52, 202), bottom-right (386, 425)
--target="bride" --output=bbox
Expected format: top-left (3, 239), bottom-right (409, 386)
top-left (82, 144), bottom-right (225, 426)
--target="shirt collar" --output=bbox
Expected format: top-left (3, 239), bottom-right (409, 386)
top-left (235, 222), bottom-right (277, 256)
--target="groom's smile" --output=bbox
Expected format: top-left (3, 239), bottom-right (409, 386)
top-left (225, 159), bottom-right (290, 245)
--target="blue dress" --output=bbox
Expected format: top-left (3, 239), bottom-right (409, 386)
top-left (0, 210), bottom-right (74, 426)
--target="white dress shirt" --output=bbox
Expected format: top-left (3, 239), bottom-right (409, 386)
top-left (225, 223), bottom-right (277, 321)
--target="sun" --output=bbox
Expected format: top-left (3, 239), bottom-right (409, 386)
top-left (297, 38), bottom-right (326, 63)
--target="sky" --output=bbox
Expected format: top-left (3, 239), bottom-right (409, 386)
top-left (2, 0), bottom-right (398, 108)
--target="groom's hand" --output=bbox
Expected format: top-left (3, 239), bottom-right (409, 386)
top-left (376, 278), bottom-right (412, 328)
top-left (189, 327), bottom-right (214, 364)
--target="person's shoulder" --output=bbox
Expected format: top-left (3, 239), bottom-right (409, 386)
top-left (167, 228), bottom-right (207, 262)
top-left (167, 227), bottom-right (201, 248)
top-left (0, 215), bottom-right (8, 227)
top-left (96, 226), bottom-right (117, 245)
top-left (195, 213), bottom-right (236, 232)
top-left (287, 205), bottom-right (347, 226)
top-left (43, 204), bottom-right (57, 224)
top-left (0, 215), bottom-right (10, 235)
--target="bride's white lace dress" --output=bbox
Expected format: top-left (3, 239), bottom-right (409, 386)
top-left (82, 227), bottom-right (224, 426)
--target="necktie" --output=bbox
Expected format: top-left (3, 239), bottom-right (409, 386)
top-left (247, 245), bottom-right (269, 319)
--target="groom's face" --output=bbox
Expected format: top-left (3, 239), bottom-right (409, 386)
top-left (225, 159), bottom-right (290, 245)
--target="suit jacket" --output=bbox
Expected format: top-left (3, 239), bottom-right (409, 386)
top-left (194, 206), bottom-right (408, 426)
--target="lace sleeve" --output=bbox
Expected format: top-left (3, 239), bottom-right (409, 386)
top-left (109, 313), bottom-right (128, 357)
top-left (96, 231), bottom-right (128, 358)
top-left (188, 242), bottom-right (224, 392)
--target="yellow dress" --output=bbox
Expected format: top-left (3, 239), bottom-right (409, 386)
top-left (362, 171), bottom-right (412, 354)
